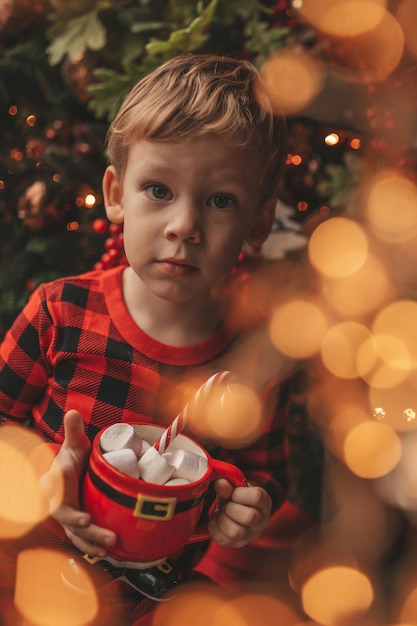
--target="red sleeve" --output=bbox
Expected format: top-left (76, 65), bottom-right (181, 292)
top-left (0, 285), bottom-right (54, 424)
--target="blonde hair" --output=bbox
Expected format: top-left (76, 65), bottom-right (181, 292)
top-left (106, 53), bottom-right (286, 199)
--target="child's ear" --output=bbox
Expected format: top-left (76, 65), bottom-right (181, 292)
top-left (246, 197), bottom-right (276, 248)
top-left (102, 165), bottom-right (124, 224)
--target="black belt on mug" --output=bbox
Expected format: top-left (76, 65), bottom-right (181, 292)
top-left (86, 465), bottom-right (205, 520)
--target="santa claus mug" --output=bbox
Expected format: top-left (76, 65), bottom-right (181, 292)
top-left (82, 423), bottom-right (247, 564)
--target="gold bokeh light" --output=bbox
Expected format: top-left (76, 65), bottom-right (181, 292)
top-left (14, 549), bottom-right (98, 626)
top-left (343, 420), bottom-right (402, 478)
top-left (0, 425), bottom-right (58, 538)
top-left (203, 382), bottom-right (264, 448)
top-left (301, 566), bottom-right (374, 625)
top-left (320, 253), bottom-right (391, 319)
top-left (373, 300), bottom-right (417, 369)
top-left (320, 321), bottom-right (371, 379)
top-left (365, 173), bottom-right (417, 243)
top-left (396, 0), bottom-right (417, 59)
top-left (216, 592), bottom-right (300, 626)
top-left (308, 217), bottom-right (369, 278)
top-left (269, 299), bottom-right (328, 359)
top-left (259, 47), bottom-right (325, 116)
top-left (297, 0), bottom-right (387, 36)
top-left (356, 333), bottom-right (412, 389)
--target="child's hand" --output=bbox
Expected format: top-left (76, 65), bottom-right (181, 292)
top-left (208, 479), bottom-right (272, 548)
top-left (40, 409), bottom-right (117, 558)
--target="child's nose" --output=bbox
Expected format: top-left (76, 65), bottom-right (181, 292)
top-left (164, 202), bottom-right (202, 243)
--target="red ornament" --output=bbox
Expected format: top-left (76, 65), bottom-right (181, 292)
top-left (92, 218), bottom-right (108, 234)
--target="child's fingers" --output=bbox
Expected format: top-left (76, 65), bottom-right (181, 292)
top-left (62, 410), bottom-right (90, 453)
top-left (65, 523), bottom-right (117, 558)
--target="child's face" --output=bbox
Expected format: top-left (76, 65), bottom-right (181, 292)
top-left (103, 136), bottom-right (274, 304)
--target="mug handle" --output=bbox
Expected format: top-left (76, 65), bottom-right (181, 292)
top-left (185, 459), bottom-right (248, 545)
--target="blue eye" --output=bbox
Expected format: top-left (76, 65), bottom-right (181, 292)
top-left (209, 194), bottom-right (235, 210)
top-left (145, 184), bottom-right (172, 200)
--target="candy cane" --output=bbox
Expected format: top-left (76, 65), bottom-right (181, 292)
top-left (154, 371), bottom-right (237, 453)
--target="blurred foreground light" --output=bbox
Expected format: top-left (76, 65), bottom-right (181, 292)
top-left (320, 321), bottom-right (371, 379)
top-left (297, 0), bottom-right (387, 36)
top-left (201, 382), bottom-right (263, 448)
top-left (15, 549), bottom-right (98, 626)
top-left (356, 333), bottom-right (412, 389)
top-left (0, 425), bottom-right (57, 538)
top-left (377, 431), bottom-right (417, 512)
top-left (154, 580), bottom-right (230, 626)
top-left (320, 253), bottom-right (391, 319)
top-left (396, 0), bottom-right (417, 59)
top-left (269, 299), bottom-right (328, 358)
top-left (373, 300), bottom-right (417, 369)
top-left (259, 47), bottom-right (325, 116)
top-left (365, 173), bottom-right (417, 243)
top-left (308, 217), bottom-right (368, 278)
top-left (301, 566), bottom-right (374, 625)
top-left (216, 592), bottom-right (300, 626)
top-left (343, 420), bottom-right (402, 478)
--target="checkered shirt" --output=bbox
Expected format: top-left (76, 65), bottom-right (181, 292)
top-left (0, 265), bottom-right (289, 507)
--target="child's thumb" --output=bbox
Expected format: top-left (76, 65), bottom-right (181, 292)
top-left (62, 410), bottom-right (90, 452)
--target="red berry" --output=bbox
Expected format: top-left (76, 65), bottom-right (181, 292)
top-left (92, 218), bottom-right (108, 234)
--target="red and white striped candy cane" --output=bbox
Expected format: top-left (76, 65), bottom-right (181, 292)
top-left (153, 371), bottom-right (237, 453)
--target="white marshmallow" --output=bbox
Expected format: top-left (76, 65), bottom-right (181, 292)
top-left (138, 439), bottom-right (151, 458)
top-left (103, 449), bottom-right (140, 478)
top-left (164, 477), bottom-right (190, 486)
top-left (100, 423), bottom-right (144, 457)
top-left (138, 446), bottom-right (174, 485)
top-left (169, 449), bottom-right (208, 482)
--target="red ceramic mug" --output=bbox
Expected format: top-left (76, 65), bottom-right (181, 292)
top-left (82, 424), bottom-right (247, 564)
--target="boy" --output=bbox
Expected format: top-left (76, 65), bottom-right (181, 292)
top-left (0, 53), bottom-right (290, 624)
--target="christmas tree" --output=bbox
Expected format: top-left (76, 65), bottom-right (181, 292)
top-left (1, 0), bottom-right (416, 340)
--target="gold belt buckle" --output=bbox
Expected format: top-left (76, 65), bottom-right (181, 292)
top-left (133, 493), bottom-right (177, 520)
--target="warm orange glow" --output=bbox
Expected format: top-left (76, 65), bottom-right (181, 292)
top-left (154, 580), bottom-right (230, 625)
top-left (14, 549), bottom-right (98, 625)
top-left (356, 333), bottom-right (412, 389)
top-left (269, 299), bottom-right (328, 358)
top-left (216, 593), bottom-right (300, 625)
top-left (301, 566), bottom-right (374, 624)
top-left (336, 7), bottom-right (404, 82)
top-left (308, 217), bottom-right (368, 278)
top-left (0, 426), bottom-right (57, 538)
top-left (366, 173), bottom-right (417, 242)
top-left (350, 138), bottom-right (361, 149)
top-left (373, 300), bottom-right (417, 369)
top-left (259, 48), bottom-right (325, 116)
top-left (326, 404), bottom-right (372, 459)
top-left (344, 420), bottom-right (401, 478)
top-left (320, 253), bottom-right (391, 318)
top-left (399, 585), bottom-right (417, 623)
top-left (320, 321), bottom-right (371, 379)
top-left (297, 0), bottom-right (387, 36)
top-left (396, 0), bottom-right (417, 58)
top-left (203, 382), bottom-right (264, 448)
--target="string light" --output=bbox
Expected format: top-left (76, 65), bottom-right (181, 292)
top-left (84, 194), bottom-right (96, 208)
top-left (324, 133), bottom-right (340, 146)
top-left (26, 115), bottom-right (36, 127)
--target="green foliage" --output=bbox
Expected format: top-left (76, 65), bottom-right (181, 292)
top-left (46, 10), bottom-right (107, 65)
top-left (317, 152), bottom-right (365, 209)
top-left (44, 0), bottom-right (282, 120)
